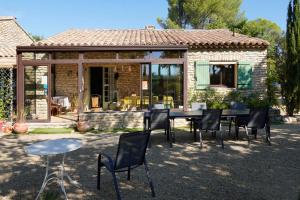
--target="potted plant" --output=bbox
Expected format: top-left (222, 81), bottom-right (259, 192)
top-left (76, 119), bottom-right (91, 133)
top-left (0, 118), bottom-right (4, 133)
top-left (13, 110), bottom-right (28, 134)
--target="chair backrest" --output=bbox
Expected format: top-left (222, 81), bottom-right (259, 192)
top-left (152, 104), bottom-right (164, 109)
top-left (200, 109), bottom-right (222, 131)
top-left (247, 108), bottom-right (269, 129)
top-left (150, 109), bottom-right (169, 130)
top-left (114, 131), bottom-right (150, 170)
top-left (230, 102), bottom-right (247, 110)
top-left (191, 102), bottom-right (207, 111)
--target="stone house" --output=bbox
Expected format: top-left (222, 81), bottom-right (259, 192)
top-left (16, 28), bottom-right (268, 128)
top-left (0, 16), bottom-right (33, 121)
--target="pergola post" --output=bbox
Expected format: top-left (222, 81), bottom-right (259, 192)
top-left (77, 53), bottom-right (84, 120)
top-left (17, 52), bottom-right (24, 122)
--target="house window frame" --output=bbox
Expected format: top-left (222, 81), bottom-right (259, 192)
top-left (208, 61), bottom-right (237, 88)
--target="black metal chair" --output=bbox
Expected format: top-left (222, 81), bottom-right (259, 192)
top-left (235, 107), bottom-right (270, 145)
top-left (193, 109), bottom-right (224, 149)
top-left (147, 109), bottom-right (170, 146)
top-left (226, 102), bottom-right (248, 135)
top-left (187, 102), bottom-right (207, 133)
top-left (97, 131), bottom-right (155, 200)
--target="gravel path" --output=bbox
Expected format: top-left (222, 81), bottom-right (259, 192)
top-left (0, 124), bottom-right (300, 200)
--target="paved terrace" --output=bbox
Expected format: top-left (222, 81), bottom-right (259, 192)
top-left (0, 125), bottom-right (300, 200)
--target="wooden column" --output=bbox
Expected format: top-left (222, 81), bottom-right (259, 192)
top-left (16, 52), bottom-right (25, 122)
top-left (77, 53), bottom-right (84, 118)
top-left (183, 51), bottom-right (188, 111)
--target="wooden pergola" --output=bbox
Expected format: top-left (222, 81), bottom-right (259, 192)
top-left (16, 45), bottom-right (188, 122)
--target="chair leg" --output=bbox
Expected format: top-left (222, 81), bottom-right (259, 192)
top-left (97, 155), bottom-right (101, 190)
top-left (166, 128), bottom-right (170, 141)
top-left (111, 171), bottom-right (122, 200)
top-left (190, 120), bottom-right (192, 133)
top-left (265, 126), bottom-right (271, 145)
top-left (235, 124), bottom-right (239, 140)
top-left (220, 130), bottom-right (224, 149)
top-left (245, 126), bottom-right (250, 146)
top-left (252, 128), bottom-right (258, 139)
top-left (144, 159), bottom-right (155, 197)
top-left (127, 168), bottom-right (131, 181)
top-left (193, 126), bottom-right (197, 142)
top-left (228, 118), bottom-right (232, 136)
top-left (199, 130), bottom-right (203, 149)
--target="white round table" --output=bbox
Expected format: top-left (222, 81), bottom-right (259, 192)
top-left (25, 138), bottom-right (82, 200)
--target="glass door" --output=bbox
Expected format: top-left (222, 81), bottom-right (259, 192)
top-left (24, 65), bottom-right (50, 121)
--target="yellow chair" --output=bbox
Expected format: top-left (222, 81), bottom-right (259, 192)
top-left (152, 96), bottom-right (159, 104)
top-left (163, 96), bottom-right (174, 108)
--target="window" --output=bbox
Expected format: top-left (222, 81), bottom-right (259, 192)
top-left (151, 64), bottom-right (183, 108)
top-left (209, 64), bottom-right (235, 88)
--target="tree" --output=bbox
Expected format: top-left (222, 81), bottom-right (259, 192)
top-left (282, 0), bottom-right (300, 116)
top-left (239, 18), bottom-right (284, 107)
top-left (157, 0), bottom-right (243, 29)
top-left (29, 33), bottom-right (44, 42)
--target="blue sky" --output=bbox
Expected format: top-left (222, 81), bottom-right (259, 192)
top-left (0, 0), bottom-right (290, 37)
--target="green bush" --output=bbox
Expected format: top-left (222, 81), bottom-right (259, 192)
top-left (189, 87), bottom-right (229, 109)
top-left (189, 88), bottom-right (269, 109)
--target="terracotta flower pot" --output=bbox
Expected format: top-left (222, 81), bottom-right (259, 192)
top-left (0, 120), bottom-right (3, 132)
top-left (3, 122), bottom-right (13, 134)
top-left (13, 122), bottom-right (28, 134)
top-left (76, 121), bottom-right (90, 133)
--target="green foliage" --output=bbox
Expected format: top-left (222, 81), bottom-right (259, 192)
top-left (266, 59), bottom-right (280, 106)
top-left (189, 87), bottom-right (229, 109)
top-left (243, 93), bottom-right (270, 108)
top-left (189, 88), bottom-right (270, 109)
top-left (240, 18), bottom-right (283, 60)
top-left (29, 33), bottom-right (44, 42)
top-left (157, 0), bottom-right (243, 29)
top-left (282, 0), bottom-right (300, 116)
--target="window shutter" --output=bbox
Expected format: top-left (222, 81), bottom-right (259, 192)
top-left (195, 61), bottom-right (210, 89)
top-left (238, 61), bottom-right (253, 89)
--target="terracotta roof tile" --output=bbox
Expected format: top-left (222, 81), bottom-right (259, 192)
top-left (0, 16), bottom-right (33, 58)
top-left (32, 29), bottom-right (269, 49)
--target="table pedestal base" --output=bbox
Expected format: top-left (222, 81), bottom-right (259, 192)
top-left (35, 154), bottom-right (80, 200)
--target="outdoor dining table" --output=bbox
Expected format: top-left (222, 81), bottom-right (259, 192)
top-left (25, 138), bottom-right (82, 200)
top-left (144, 109), bottom-right (271, 147)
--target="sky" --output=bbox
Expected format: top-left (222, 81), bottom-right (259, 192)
top-left (0, 0), bottom-right (290, 38)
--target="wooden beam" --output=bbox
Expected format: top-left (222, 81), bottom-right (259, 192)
top-left (16, 53), bottom-right (24, 122)
top-left (183, 51), bottom-right (188, 111)
top-left (17, 45), bottom-right (189, 52)
top-left (21, 58), bottom-right (185, 65)
top-left (77, 53), bottom-right (84, 117)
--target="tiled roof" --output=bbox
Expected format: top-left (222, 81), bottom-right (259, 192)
top-left (0, 16), bottom-right (33, 59)
top-left (32, 29), bottom-right (269, 49)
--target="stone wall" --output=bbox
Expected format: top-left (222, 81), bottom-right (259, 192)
top-left (79, 111), bottom-right (188, 129)
top-left (116, 64), bottom-right (141, 98)
top-left (55, 64), bottom-right (78, 99)
top-left (187, 49), bottom-right (268, 99)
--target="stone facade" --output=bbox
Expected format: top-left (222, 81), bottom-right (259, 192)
top-left (79, 111), bottom-right (188, 129)
top-left (51, 48), bottom-right (267, 129)
top-left (187, 49), bottom-right (268, 99)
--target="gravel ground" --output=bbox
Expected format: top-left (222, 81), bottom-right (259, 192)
top-left (0, 124), bottom-right (300, 200)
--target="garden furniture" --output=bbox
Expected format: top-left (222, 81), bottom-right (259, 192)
top-left (193, 109), bottom-right (224, 148)
top-left (97, 131), bottom-right (155, 200)
top-left (25, 138), bottom-right (82, 200)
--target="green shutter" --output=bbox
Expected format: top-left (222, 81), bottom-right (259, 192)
top-left (195, 61), bottom-right (210, 90)
top-left (238, 61), bottom-right (253, 89)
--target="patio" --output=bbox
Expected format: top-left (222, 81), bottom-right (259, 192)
top-left (0, 124), bottom-right (299, 200)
